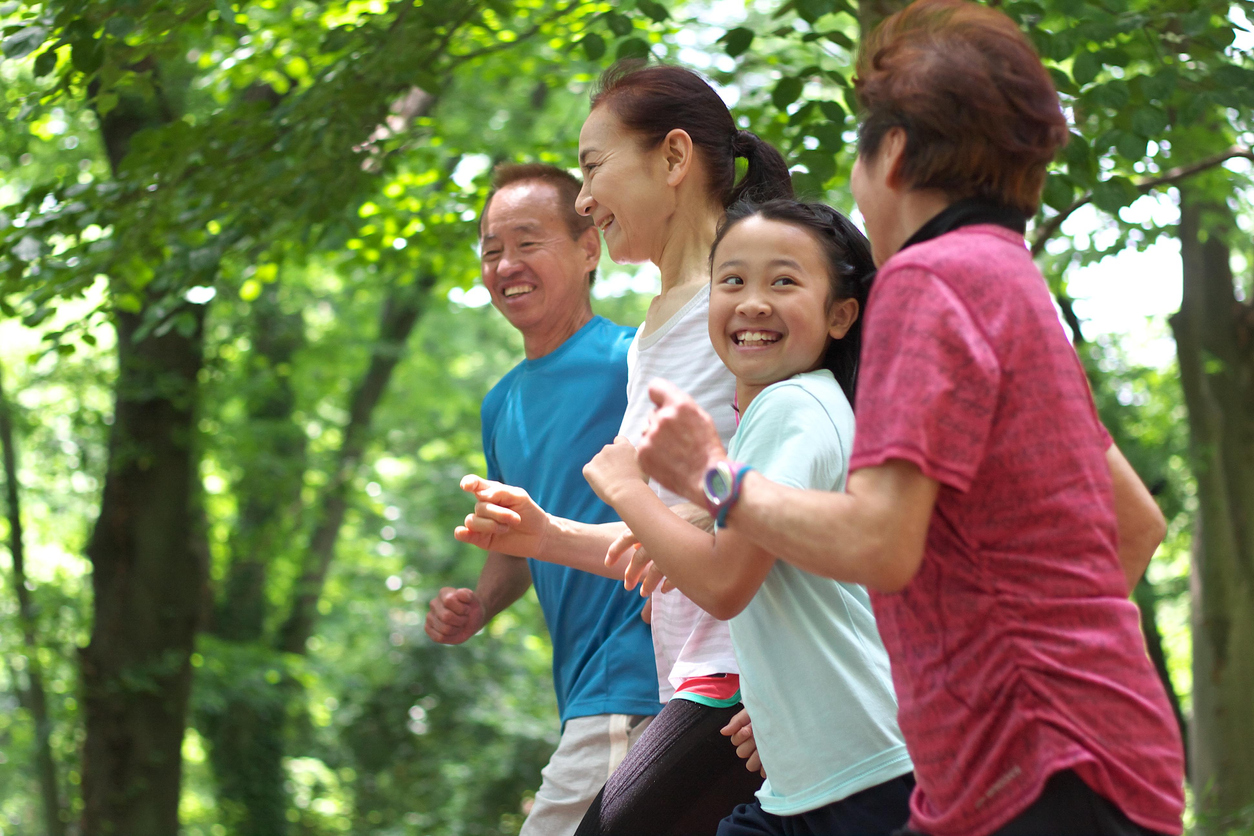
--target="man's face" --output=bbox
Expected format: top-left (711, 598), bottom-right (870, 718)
top-left (479, 181), bottom-right (600, 337)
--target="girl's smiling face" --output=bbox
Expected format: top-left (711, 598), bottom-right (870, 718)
top-left (709, 215), bottom-right (858, 409)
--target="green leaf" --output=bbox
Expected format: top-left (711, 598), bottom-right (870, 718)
top-left (772, 76), bottom-right (803, 110)
top-left (1139, 69), bottom-right (1177, 103)
top-left (2, 25), bottom-right (47, 59)
top-left (615, 37), bottom-right (650, 60)
top-left (71, 37), bottom-right (103, 74)
top-left (636, 0), bottom-right (669, 23)
top-left (1130, 106), bottom-right (1168, 139)
top-left (1091, 176), bottom-right (1138, 214)
top-left (721, 27), bottom-right (754, 58)
top-left (1072, 51), bottom-right (1100, 87)
top-left (821, 30), bottom-right (853, 49)
top-left (1085, 79), bottom-right (1130, 110)
top-left (818, 99), bottom-right (845, 121)
top-left (1042, 173), bottom-right (1075, 212)
top-left (1113, 130), bottom-right (1147, 162)
top-left (794, 0), bottom-right (829, 23)
top-left (580, 33), bottom-right (605, 61)
top-left (33, 47), bottom-right (57, 77)
top-left (95, 91), bottom-right (118, 116)
top-left (604, 12), bottom-right (633, 37)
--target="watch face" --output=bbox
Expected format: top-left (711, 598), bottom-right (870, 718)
top-left (705, 464), bottom-right (734, 503)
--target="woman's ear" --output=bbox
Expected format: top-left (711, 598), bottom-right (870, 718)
top-left (828, 298), bottom-right (860, 340)
top-left (662, 128), bottom-right (695, 187)
top-left (880, 127), bottom-right (909, 191)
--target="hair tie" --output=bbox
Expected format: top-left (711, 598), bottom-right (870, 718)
top-left (731, 129), bottom-right (757, 158)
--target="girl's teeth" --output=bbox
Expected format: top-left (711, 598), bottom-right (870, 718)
top-left (737, 331), bottom-right (778, 345)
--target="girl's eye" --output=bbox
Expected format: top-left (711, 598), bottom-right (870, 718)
top-left (772, 276), bottom-right (796, 287)
top-left (720, 275), bottom-right (743, 286)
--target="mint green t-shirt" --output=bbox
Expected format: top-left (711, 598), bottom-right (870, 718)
top-left (727, 369), bottom-right (913, 816)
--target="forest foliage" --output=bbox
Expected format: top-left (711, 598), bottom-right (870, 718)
top-left (0, 0), bottom-right (1252, 833)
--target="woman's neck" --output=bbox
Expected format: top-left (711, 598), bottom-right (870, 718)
top-left (654, 202), bottom-right (722, 293)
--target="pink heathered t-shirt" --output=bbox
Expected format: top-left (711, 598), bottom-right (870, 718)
top-left (850, 224), bottom-right (1185, 836)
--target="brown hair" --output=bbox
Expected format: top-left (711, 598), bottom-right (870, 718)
top-left (591, 61), bottom-right (794, 207)
top-left (479, 162), bottom-right (596, 282)
top-left (854, 0), bottom-right (1069, 216)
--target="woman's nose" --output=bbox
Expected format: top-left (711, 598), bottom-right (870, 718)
top-left (575, 183), bottom-right (594, 216)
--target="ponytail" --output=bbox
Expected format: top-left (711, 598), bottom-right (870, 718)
top-left (729, 130), bottom-right (795, 205)
top-left (593, 62), bottom-right (794, 209)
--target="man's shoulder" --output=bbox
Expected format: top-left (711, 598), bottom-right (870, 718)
top-left (579, 316), bottom-right (636, 361)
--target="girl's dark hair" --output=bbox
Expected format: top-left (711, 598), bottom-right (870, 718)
top-left (710, 199), bottom-right (877, 404)
top-left (592, 61), bottom-right (794, 207)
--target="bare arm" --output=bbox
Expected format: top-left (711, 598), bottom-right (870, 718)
top-left (425, 551), bottom-right (531, 644)
top-left (636, 380), bottom-right (939, 593)
top-left (1107, 443), bottom-right (1166, 593)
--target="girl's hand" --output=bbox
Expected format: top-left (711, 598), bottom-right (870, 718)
top-left (606, 529), bottom-right (676, 595)
top-left (721, 708), bottom-right (766, 777)
top-left (454, 475), bottom-right (550, 558)
top-left (583, 436), bottom-right (647, 505)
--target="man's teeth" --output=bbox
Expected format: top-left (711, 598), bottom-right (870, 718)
top-left (736, 331), bottom-right (780, 345)
top-left (503, 285), bottom-right (534, 298)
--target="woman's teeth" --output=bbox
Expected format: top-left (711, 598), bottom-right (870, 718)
top-left (735, 331), bottom-right (780, 346)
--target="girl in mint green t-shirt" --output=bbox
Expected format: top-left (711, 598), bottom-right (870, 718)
top-left (583, 199), bottom-right (915, 835)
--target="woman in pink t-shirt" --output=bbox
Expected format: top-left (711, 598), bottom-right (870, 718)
top-left (631, 2), bottom-right (1186, 835)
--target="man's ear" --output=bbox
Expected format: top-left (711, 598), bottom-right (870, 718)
top-left (662, 128), bottom-right (695, 187)
top-left (828, 298), bottom-right (860, 340)
top-left (578, 224), bottom-right (601, 270)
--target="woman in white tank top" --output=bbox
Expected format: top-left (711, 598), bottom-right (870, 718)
top-left (455, 62), bottom-right (795, 834)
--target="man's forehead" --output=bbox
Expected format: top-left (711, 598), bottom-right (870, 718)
top-left (481, 181), bottom-right (567, 237)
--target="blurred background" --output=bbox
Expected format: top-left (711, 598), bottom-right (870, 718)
top-left (0, 0), bottom-right (1251, 833)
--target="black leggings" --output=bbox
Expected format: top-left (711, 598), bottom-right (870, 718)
top-left (575, 698), bottom-right (764, 836)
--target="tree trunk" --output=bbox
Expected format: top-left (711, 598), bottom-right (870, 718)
top-left (0, 364), bottom-right (66, 835)
top-left (1170, 191), bottom-right (1254, 831)
top-left (277, 275), bottom-right (436, 655)
top-left (81, 303), bottom-right (207, 836)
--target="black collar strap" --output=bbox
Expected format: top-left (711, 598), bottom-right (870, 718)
top-left (899, 197), bottom-right (1029, 252)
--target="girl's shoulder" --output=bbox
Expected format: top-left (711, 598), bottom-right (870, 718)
top-left (751, 370), bottom-right (852, 424)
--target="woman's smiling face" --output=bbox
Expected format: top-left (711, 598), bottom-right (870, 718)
top-left (708, 216), bottom-right (856, 403)
top-left (575, 106), bottom-right (675, 265)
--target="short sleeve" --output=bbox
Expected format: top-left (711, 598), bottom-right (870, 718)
top-left (481, 388), bottom-right (503, 483)
top-left (730, 384), bottom-right (844, 493)
top-left (850, 266), bottom-right (1000, 492)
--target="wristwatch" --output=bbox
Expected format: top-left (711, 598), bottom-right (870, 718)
top-left (702, 460), bottom-right (754, 529)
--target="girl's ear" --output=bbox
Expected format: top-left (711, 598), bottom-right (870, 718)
top-left (828, 297), bottom-right (860, 340)
top-left (662, 128), bottom-right (695, 187)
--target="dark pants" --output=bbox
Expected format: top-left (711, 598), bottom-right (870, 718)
top-left (718, 772), bottom-right (915, 836)
top-left (893, 770), bottom-right (1170, 836)
top-left (575, 698), bottom-right (764, 836)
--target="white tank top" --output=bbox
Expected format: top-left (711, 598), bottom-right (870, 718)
top-left (618, 283), bottom-right (740, 702)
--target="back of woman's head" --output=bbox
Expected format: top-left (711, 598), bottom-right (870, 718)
top-left (712, 199), bottom-right (877, 404)
top-left (854, 0), bottom-right (1069, 216)
top-left (592, 61), bottom-right (794, 207)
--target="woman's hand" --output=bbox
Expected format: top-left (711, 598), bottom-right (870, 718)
top-left (453, 475), bottom-right (550, 558)
top-left (721, 708), bottom-right (766, 777)
top-left (583, 436), bottom-right (648, 506)
top-left (638, 379), bottom-right (727, 507)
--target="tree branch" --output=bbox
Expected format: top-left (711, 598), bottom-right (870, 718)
top-left (447, 0), bottom-right (585, 68)
top-left (1030, 146), bottom-right (1254, 258)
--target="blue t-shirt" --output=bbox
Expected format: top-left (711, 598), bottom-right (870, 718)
top-left (481, 316), bottom-right (663, 723)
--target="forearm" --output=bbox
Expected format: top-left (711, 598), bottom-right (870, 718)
top-left (729, 462), bottom-right (937, 593)
top-left (475, 552), bottom-right (534, 620)
top-left (537, 517), bottom-right (630, 579)
top-left (612, 485), bottom-right (768, 619)
top-left (1107, 444), bottom-right (1166, 593)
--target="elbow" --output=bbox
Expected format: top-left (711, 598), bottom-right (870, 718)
top-left (708, 594), bottom-right (751, 621)
top-left (865, 538), bottom-right (924, 595)
top-left (698, 579), bottom-right (755, 621)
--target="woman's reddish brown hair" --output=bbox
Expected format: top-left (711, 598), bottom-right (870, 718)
top-left (854, 0), bottom-right (1070, 216)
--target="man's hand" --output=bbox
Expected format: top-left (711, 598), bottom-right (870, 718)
top-left (721, 708), bottom-right (766, 777)
top-left (637, 379), bottom-right (727, 506)
top-left (583, 436), bottom-right (647, 507)
top-left (425, 587), bottom-right (486, 644)
top-left (454, 475), bottom-right (550, 558)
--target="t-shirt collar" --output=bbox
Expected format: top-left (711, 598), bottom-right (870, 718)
top-left (899, 198), bottom-right (1029, 252)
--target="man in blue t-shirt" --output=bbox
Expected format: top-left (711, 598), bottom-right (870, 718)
top-left (425, 163), bottom-right (662, 835)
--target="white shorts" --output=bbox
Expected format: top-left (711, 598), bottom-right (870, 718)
top-left (519, 712), bottom-right (654, 836)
